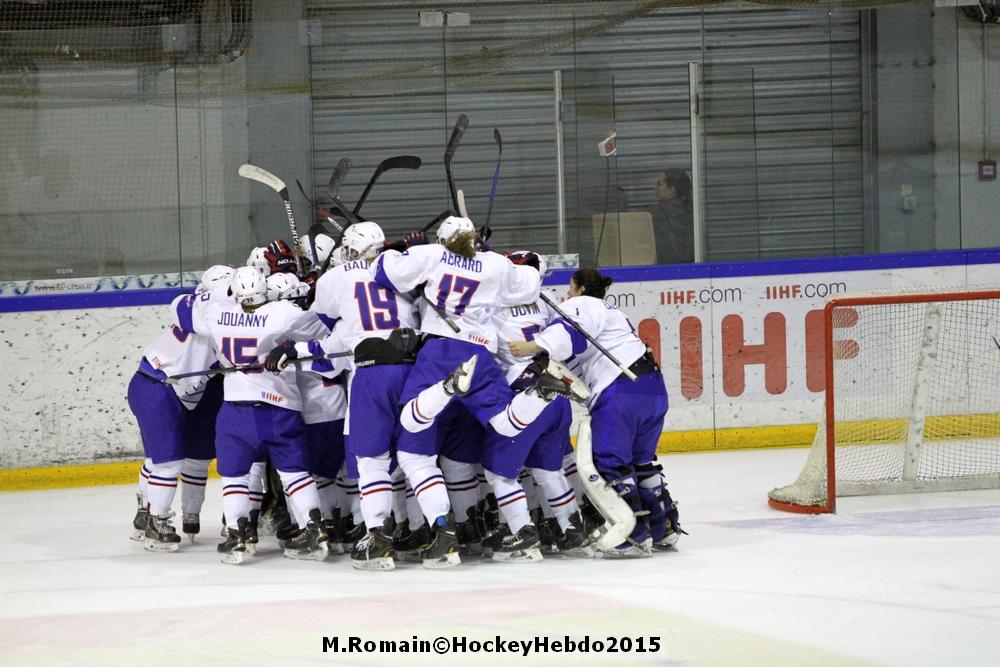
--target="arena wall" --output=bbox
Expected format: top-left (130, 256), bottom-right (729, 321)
top-left (1, 249), bottom-right (998, 489)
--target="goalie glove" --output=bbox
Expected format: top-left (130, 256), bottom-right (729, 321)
top-left (264, 340), bottom-right (298, 374)
top-left (264, 240), bottom-right (297, 275)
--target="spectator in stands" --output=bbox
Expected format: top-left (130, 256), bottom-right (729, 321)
top-left (649, 168), bottom-right (694, 265)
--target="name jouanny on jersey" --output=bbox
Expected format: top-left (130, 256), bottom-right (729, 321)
top-left (216, 311), bottom-right (269, 327)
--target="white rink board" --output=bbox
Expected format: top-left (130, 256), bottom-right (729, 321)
top-left (1, 252), bottom-right (999, 468)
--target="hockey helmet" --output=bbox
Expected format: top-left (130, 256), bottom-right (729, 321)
top-left (342, 221), bottom-right (385, 261)
top-left (436, 215), bottom-right (475, 244)
top-left (230, 265), bottom-right (268, 308)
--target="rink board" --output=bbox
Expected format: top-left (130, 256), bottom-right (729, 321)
top-left (1, 248), bottom-right (999, 487)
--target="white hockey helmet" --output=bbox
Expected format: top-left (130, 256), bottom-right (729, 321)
top-left (266, 272), bottom-right (308, 302)
top-left (230, 265), bottom-right (268, 308)
top-left (342, 221), bottom-right (385, 261)
top-left (437, 215), bottom-right (475, 244)
top-left (301, 233), bottom-right (336, 273)
top-left (246, 247), bottom-right (271, 276)
top-left (196, 264), bottom-right (235, 296)
top-left (328, 245), bottom-right (350, 267)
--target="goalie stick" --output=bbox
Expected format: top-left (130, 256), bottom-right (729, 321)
top-left (481, 128), bottom-right (502, 241)
top-left (444, 114), bottom-right (469, 213)
top-left (164, 351), bottom-right (353, 384)
top-left (537, 291), bottom-right (638, 381)
top-left (354, 155), bottom-right (422, 216)
top-left (238, 164), bottom-right (306, 275)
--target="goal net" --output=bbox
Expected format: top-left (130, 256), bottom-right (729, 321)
top-left (768, 286), bottom-right (1000, 513)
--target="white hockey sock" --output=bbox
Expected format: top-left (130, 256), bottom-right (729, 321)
top-left (440, 456), bottom-right (479, 524)
top-left (396, 450), bottom-right (450, 524)
top-left (488, 391), bottom-right (548, 438)
top-left (221, 475), bottom-right (251, 529)
top-left (485, 470), bottom-right (531, 534)
top-left (475, 465), bottom-right (490, 501)
top-left (279, 470), bottom-right (320, 528)
top-left (356, 453), bottom-right (393, 530)
top-left (315, 476), bottom-right (337, 520)
top-left (519, 469), bottom-right (541, 512)
top-left (391, 468), bottom-right (408, 524)
top-left (146, 459), bottom-right (183, 518)
top-left (399, 382), bottom-right (451, 433)
top-left (180, 458), bottom-right (210, 516)
top-left (405, 483), bottom-right (426, 529)
top-left (248, 461), bottom-right (265, 513)
top-left (138, 458), bottom-right (152, 503)
top-left (531, 467), bottom-right (577, 531)
top-left (562, 452), bottom-right (586, 502)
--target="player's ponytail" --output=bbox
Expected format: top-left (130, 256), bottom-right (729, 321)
top-left (572, 268), bottom-right (613, 299)
top-left (444, 231), bottom-right (478, 259)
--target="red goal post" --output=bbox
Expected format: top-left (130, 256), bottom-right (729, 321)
top-left (768, 286), bottom-right (1000, 514)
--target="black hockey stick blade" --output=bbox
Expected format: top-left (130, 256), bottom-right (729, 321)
top-left (444, 114), bottom-right (469, 212)
top-left (327, 157), bottom-right (353, 200)
top-left (354, 155), bottom-right (423, 215)
top-left (327, 199), bottom-right (362, 227)
top-left (421, 209), bottom-right (455, 233)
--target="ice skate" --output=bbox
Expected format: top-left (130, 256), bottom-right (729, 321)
top-left (492, 523), bottom-right (543, 563)
top-left (182, 513), bottom-right (200, 543)
top-left (598, 536), bottom-right (653, 559)
top-left (421, 516), bottom-right (461, 569)
top-left (580, 497), bottom-right (606, 536)
top-left (529, 358), bottom-right (591, 405)
top-left (283, 509), bottom-right (329, 561)
top-left (480, 523), bottom-right (510, 559)
top-left (338, 515), bottom-right (365, 551)
top-left (321, 518), bottom-right (346, 555)
top-left (218, 516), bottom-right (250, 565)
top-left (457, 509), bottom-right (483, 557)
top-left (245, 509), bottom-right (260, 555)
top-left (130, 494), bottom-right (149, 541)
top-left (537, 515), bottom-right (561, 555)
top-left (393, 520), bottom-right (432, 563)
top-left (555, 512), bottom-right (595, 558)
top-left (443, 355), bottom-right (477, 397)
top-left (652, 503), bottom-right (684, 552)
top-left (351, 527), bottom-right (395, 571)
top-left (144, 514), bottom-right (181, 552)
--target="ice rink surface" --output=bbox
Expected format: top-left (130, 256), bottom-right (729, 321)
top-left (2, 446), bottom-right (999, 667)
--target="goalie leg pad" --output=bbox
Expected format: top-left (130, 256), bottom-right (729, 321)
top-left (574, 417), bottom-right (638, 551)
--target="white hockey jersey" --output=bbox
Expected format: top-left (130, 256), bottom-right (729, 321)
top-left (492, 299), bottom-right (556, 384)
top-left (534, 295), bottom-right (647, 403)
top-left (172, 292), bottom-right (330, 410)
top-left (142, 323), bottom-right (217, 409)
top-left (296, 371), bottom-right (347, 425)
top-left (373, 245), bottom-right (540, 352)
top-left (311, 258), bottom-right (420, 352)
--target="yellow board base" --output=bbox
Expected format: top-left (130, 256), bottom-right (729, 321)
top-left (0, 424), bottom-right (819, 492)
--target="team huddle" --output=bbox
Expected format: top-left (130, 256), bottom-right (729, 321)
top-left (126, 215), bottom-right (683, 570)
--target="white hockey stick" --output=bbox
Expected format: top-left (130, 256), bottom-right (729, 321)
top-left (457, 189), bottom-right (468, 218)
top-left (239, 163), bottom-right (306, 275)
top-left (575, 416), bottom-right (636, 551)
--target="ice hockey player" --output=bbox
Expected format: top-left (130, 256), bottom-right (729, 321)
top-left (509, 268), bottom-right (681, 557)
top-left (127, 264), bottom-right (232, 551)
top-left (371, 215), bottom-right (591, 566)
top-left (172, 266), bottom-right (333, 564)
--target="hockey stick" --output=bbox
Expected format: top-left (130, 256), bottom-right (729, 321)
top-left (294, 178), bottom-right (345, 233)
top-left (354, 155), bottom-right (422, 216)
top-left (456, 189), bottom-right (468, 218)
top-left (537, 292), bottom-right (638, 381)
top-left (164, 351), bottom-right (354, 384)
top-left (993, 336), bottom-right (1000, 352)
top-left (326, 158), bottom-right (363, 227)
top-left (481, 128), bottom-right (502, 241)
top-left (239, 164), bottom-right (306, 275)
top-left (444, 114), bottom-right (469, 212)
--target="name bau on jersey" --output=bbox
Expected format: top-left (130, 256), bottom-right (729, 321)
top-left (441, 251), bottom-right (482, 273)
top-left (217, 311), bottom-right (269, 327)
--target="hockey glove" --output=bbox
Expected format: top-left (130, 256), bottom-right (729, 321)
top-left (264, 240), bottom-right (297, 274)
top-left (264, 340), bottom-right (298, 374)
top-left (404, 231), bottom-right (429, 248)
top-left (382, 239), bottom-right (408, 253)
